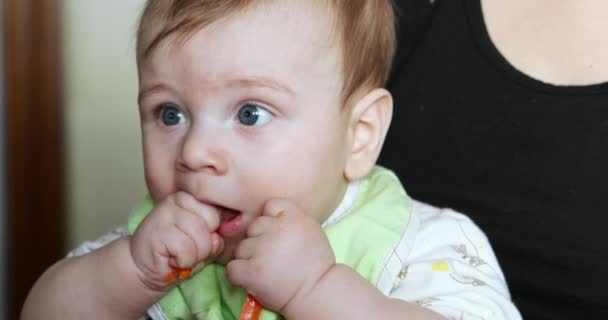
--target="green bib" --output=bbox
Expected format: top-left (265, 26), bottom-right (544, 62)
top-left (128, 167), bottom-right (410, 320)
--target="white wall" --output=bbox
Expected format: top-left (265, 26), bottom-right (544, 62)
top-left (63, 0), bottom-right (148, 247)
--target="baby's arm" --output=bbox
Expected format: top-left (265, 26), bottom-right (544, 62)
top-left (282, 263), bottom-right (446, 320)
top-left (21, 192), bottom-right (223, 320)
top-left (21, 235), bottom-right (164, 319)
top-left (287, 202), bottom-right (521, 319)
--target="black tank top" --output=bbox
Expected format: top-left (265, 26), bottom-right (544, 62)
top-left (381, 0), bottom-right (608, 318)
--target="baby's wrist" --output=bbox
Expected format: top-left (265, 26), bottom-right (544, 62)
top-left (123, 235), bottom-right (172, 293)
top-left (98, 236), bottom-right (167, 317)
top-left (282, 262), bottom-right (342, 319)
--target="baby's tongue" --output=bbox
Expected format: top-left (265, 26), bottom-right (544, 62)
top-left (217, 207), bottom-right (243, 237)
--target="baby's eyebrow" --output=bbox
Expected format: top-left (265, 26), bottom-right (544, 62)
top-left (225, 76), bottom-right (295, 96)
top-left (138, 83), bottom-right (171, 105)
top-left (138, 77), bottom-right (294, 104)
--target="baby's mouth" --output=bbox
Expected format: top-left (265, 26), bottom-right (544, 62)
top-left (219, 207), bottom-right (240, 223)
top-left (217, 206), bottom-right (243, 238)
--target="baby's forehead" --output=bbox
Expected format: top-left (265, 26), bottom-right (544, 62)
top-left (138, 2), bottom-right (345, 106)
top-left (138, 0), bottom-right (340, 64)
top-left (145, 3), bottom-right (342, 79)
top-left (138, 0), bottom-right (396, 112)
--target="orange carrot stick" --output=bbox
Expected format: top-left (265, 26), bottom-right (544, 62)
top-left (164, 267), bottom-right (192, 283)
top-left (164, 269), bottom-right (179, 283)
top-left (240, 294), bottom-right (263, 320)
top-left (179, 268), bottom-right (192, 280)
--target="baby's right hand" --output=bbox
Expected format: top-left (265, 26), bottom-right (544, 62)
top-left (129, 191), bottom-right (223, 291)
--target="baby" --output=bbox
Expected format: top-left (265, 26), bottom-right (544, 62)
top-left (22, 1), bottom-right (521, 319)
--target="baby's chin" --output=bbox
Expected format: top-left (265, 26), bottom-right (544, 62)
top-left (213, 239), bottom-right (239, 265)
top-left (214, 254), bottom-right (233, 265)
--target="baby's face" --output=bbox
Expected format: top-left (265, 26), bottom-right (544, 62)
top-left (138, 3), bottom-right (352, 262)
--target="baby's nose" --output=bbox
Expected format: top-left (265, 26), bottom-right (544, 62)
top-left (178, 125), bottom-right (228, 175)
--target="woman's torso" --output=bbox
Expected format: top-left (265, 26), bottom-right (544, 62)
top-left (381, 0), bottom-right (608, 318)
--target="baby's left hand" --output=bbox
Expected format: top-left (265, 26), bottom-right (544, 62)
top-left (226, 199), bottom-right (335, 313)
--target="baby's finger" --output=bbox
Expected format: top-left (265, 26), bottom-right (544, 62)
top-left (226, 259), bottom-right (254, 289)
top-left (193, 205), bottom-right (221, 232)
top-left (172, 191), bottom-right (221, 231)
top-left (246, 216), bottom-right (274, 238)
top-left (234, 237), bottom-right (259, 260)
top-left (164, 228), bottom-right (198, 268)
top-left (174, 211), bottom-right (214, 262)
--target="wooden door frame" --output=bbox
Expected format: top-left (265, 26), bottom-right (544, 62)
top-left (4, 0), bottom-right (64, 318)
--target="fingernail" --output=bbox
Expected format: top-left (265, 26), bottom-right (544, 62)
top-left (211, 233), bottom-right (221, 255)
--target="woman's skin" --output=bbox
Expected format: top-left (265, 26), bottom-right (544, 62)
top-left (482, 0), bottom-right (608, 86)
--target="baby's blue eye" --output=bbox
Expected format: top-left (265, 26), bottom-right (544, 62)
top-left (237, 104), bottom-right (273, 126)
top-left (160, 104), bottom-right (186, 126)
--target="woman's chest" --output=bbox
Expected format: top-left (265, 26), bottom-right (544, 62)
top-left (481, 0), bottom-right (608, 86)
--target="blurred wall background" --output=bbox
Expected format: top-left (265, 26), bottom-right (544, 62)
top-left (1, 0), bottom-right (7, 317)
top-left (4, 1), bottom-right (151, 315)
top-left (63, 0), bottom-right (148, 247)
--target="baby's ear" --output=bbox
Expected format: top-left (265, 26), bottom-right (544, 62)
top-left (344, 88), bottom-right (393, 181)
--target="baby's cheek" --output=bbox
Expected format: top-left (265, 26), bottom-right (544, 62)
top-left (144, 157), bottom-right (177, 198)
top-left (145, 171), bottom-right (174, 201)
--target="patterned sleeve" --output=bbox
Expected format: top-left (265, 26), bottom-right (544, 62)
top-left (67, 225), bottom-right (129, 258)
top-left (389, 201), bottom-right (522, 320)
